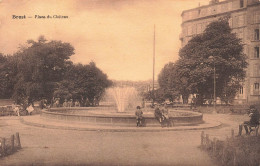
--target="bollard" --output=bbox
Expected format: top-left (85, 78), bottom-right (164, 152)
top-left (213, 138), bottom-right (217, 155)
top-left (233, 148), bottom-right (237, 166)
top-left (15, 132), bottom-right (21, 148)
top-left (206, 134), bottom-right (209, 149)
top-left (222, 140), bottom-right (227, 165)
top-left (11, 135), bottom-right (15, 152)
top-left (201, 131), bottom-right (205, 147)
top-left (222, 146), bottom-right (225, 164)
top-left (1, 138), bottom-right (6, 156)
top-left (210, 140), bottom-right (214, 153)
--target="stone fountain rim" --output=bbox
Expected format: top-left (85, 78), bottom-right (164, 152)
top-left (43, 107), bottom-right (203, 119)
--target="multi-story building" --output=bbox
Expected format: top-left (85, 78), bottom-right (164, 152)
top-left (180, 0), bottom-right (260, 104)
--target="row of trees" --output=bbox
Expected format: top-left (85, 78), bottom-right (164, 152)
top-left (0, 36), bottom-right (112, 106)
top-left (157, 18), bottom-right (248, 105)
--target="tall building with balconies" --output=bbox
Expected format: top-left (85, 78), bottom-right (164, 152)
top-left (180, 0), bottom-right (260, 104)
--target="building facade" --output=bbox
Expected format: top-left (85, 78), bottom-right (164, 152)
top-left (180, 0), bottom-right (260, 104)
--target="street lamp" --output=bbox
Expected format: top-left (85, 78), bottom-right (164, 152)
top-left (208, 56), bottom-right (217, 114)
top-left (152, 24), bottom-right (155, 107)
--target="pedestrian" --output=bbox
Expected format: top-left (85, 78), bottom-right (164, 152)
top-left (162, 104), bottom-right (169, 121)
top-left (27, 104), bottom-right (34, 115)
top-left (85, 98), bottom-right (90, 107)
top-left (68, 99), bottom-right (73, 107)
top-left (190, 96), bottom-right (196, 110)
top-left (135, 106), bottom-right (143, 127)
top-left (154, 104), bottom-right (163, 123)
top-left (12, 102), bottom-right (20, 116)
top-left (53, 98), bottom-right (60, 107)
top-left (238, 105), bottom-right (260, 136)
top-left (161, 104), bottom-right (173, 127)
top-left (75, 100), bottom-right (80, 107)
top-left (63, 99), bottom-right (68, 107)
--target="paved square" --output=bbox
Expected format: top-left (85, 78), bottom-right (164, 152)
top-left (0, 114), bottom-right (248, 166)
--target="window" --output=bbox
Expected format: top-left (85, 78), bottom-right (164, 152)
top-left (221, 3), bottom-right (228, 12)
top-left (240, 0), bottom-right (244, 8)
top-left (238, 15), bottom-right (244, 27)
top-left (254, 83), bottom-right (259, 90)
top-left (197, 24), bottom-right (202, 34)
top-left (255, 29), bottom-right (259, 40)
top-left (192, 25), bottom-right (197, 35)
top-left (255, 47), bottom-right (260, 58)
top-left (187, 26), bottom-right (192, 36)
top-left (183, 27), bottom-right (187, 36)
top-left (235, 29), bottom-right (243, 39)
top-left (233, 16), bottom-right (239, 28)
top-left (253, 64), bottom-right (259, 76)
top-left (239, 86), bottom-right (243, 94)
top-left (254, 12), bottom-right (260, 23)
top-left (202, 23), bottom-right (207, 32)
top-left (200, 8), bottom-right (207, 16)
top-left (228, 18), bottom-right (233, 28)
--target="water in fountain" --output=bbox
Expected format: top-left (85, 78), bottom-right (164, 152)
top-left (104, 87), bottom-right (141, 113)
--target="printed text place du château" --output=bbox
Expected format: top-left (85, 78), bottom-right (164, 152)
top-left (12, 15), bottom-right (69, 19)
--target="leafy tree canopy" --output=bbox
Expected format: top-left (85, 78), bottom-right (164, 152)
top-left (0, 53), bottom-right (17, 99)
top-left (1, 36), bottom-right (112, 107)
top-left (159, 18), bottom-right (248, 104)
top-left (158, 62), bottom-right (181, 102)
top-left (12, 36), bottom-right (75, 104)
top-left (54, 62), bottom-right (112, 106)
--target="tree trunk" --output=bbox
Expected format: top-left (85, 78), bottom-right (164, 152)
top-left (182, 94), bottom-right (189, 104)
top-left (196, 94), bottom-right (204, 106)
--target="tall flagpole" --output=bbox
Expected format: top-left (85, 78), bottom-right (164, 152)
top-left (152, 24), bottom-right (155, 106)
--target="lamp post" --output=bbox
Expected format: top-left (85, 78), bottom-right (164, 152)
top-left (209, 56), bottom-right (217, 113)
top-left (152, 24), bottom-right (155, 107)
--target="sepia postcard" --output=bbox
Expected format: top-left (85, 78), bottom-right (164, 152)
top-left (0, 0), bottom-right (260, 165)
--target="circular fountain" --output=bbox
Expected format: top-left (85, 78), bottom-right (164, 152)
top-left (41, 87), bottom-right (203, 127)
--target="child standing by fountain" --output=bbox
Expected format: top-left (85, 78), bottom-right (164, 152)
top-left (154, 104), bottom-right (162, 123)
top-left (135, 106), bottom-right (143, 127)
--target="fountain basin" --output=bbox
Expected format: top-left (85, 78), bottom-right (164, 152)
top-left (41, 107), bottom-right (204, 127)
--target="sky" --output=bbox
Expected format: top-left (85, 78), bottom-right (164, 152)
top-left (0, 0), bottom-right (209, 81)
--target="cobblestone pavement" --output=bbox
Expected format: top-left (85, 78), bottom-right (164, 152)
top-left (0, 113), bottom-right (248, 166)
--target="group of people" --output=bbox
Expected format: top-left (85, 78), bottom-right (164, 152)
top-left (51, 97), bottom-right (99, 108)
top-left (62, 99), bottom-right (80, 108)
top-left (52, 98), bottom-right (82, 108)
top-left (135, 104), bottom-right (260, 131)
top-left (12, 102), bottom-right (34, 116)
top-left (135, 104), bottom-right (173, 128)
top-left (154, 104), bottom-right (173, 127)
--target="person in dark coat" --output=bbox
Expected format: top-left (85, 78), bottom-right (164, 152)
top-left (135, 106), bottom-right (143, 127)
top-left (154, 104), bottom-right (163, 123)
top-left (238, 105), bottom-right (260, 136)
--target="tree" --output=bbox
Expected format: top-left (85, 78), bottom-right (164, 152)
top-left (0, 54), bottom-right (17, 99)
top-left (54, 62), bottom-right (112, 106)
top-left (12, 36), bottom-right (75, 104)
top-left (84, 62), bottom-right (112, 105)
top-left (159, 18), bottom-right (247, 105)
top-left (158, 62), bottom-right (181, 102)
top-left (178, 18), bottom-right (247, 105)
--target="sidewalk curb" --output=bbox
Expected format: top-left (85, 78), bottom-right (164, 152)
top-left (20, 117), bottom-right (222, 132)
